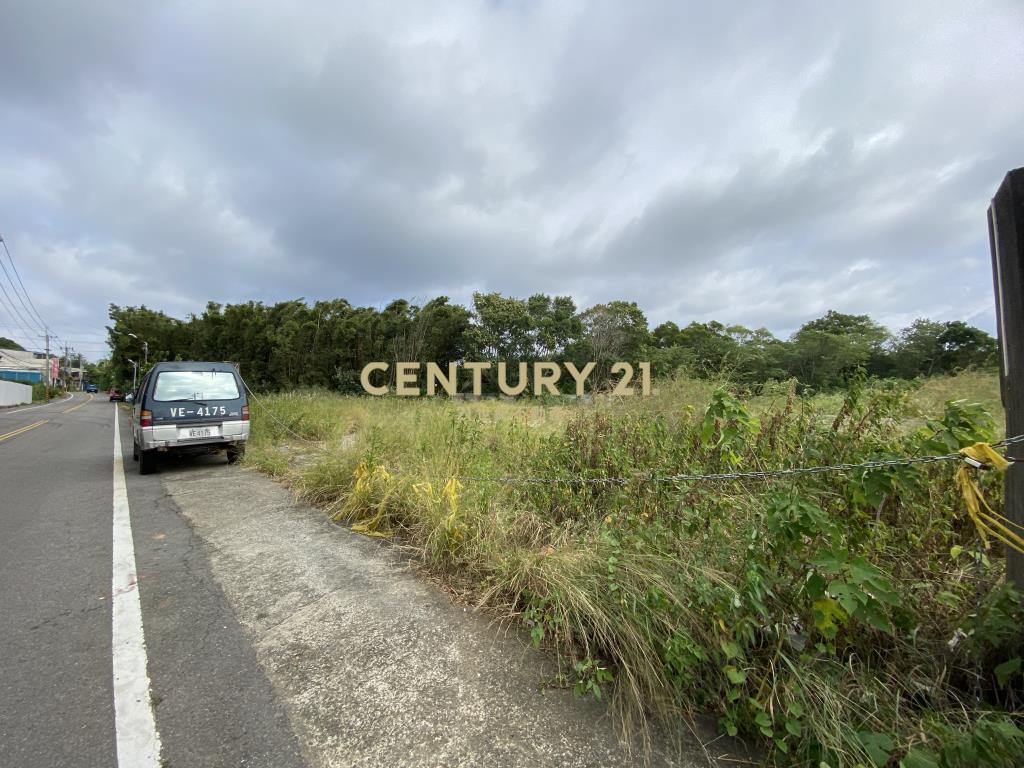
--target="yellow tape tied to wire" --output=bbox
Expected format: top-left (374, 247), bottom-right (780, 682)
top-left (955, 442), bottom-right (1024, 554)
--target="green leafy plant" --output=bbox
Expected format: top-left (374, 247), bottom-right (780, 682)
top-left (920, 399), bottom-right (995, 453)
top-left (700, 388), bottom-right (758, 467)
top-left (571, 657), bottom-right (614, 700)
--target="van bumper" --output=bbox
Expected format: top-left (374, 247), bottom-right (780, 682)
top-left (137, 420), bottom-right (250, 451)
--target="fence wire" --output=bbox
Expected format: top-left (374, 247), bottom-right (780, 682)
top-left (240, 375), bottom-right (1024, 487)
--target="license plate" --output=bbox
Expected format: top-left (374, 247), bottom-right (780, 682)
top-left (179, 426), bottom-right (219, 440)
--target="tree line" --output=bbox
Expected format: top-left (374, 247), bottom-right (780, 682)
top-left (93, 294), bottom-right (997, 393)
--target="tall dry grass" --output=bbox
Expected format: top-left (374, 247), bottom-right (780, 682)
top-left (244, 372), bottom-right (1023, 766)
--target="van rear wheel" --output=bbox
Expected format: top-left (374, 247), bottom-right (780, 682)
top-left (139, 449), bottom-right (156, 475)
top-left (132, 441), bottom-right (139, 461)
top-left (227, 445), bottom-right (245, 464)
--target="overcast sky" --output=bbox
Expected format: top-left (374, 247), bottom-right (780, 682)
top-left (1, 1), bottom-right (1022, 359)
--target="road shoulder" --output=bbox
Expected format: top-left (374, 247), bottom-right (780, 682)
top-left (150, 450), bottom-right (723, 767)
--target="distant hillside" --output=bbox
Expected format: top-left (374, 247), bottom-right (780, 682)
top-left (0, 337), bottom-right (25, 351)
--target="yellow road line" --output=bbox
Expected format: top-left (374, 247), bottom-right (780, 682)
top-left (0, 419), bottom-right (48, 443)
top-left (63, 393), bottom-right (94, 414)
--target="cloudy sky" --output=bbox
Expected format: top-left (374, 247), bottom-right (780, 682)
top-left (1, 1), bottom-right (1022, 359)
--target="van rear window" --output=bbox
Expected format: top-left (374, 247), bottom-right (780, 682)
top-left (153, 371), bottom-right (240, 401)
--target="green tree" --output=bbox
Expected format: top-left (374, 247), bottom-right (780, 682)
top-left (576, 301), bottom-right (650, 387)
top-left (107, 304), bottom-right (187, 387)
top-left (648, 344), bottom-right (696, 378)
top-left (936, 321), bottom-right (997, 372)
top-left (651, 321), bottom-right (680, 349)
top-left (419, 297), bottom-right (472, 364)
top-left (889, 319), bottom-right (997, 377)
top-left (785, 311), bottom-right (892, 389)
top-left (675, 321), bottom-right (738, 377)
top-left (83, 359), bottom-right (112, 389)
top-left (526, 294), bottom-right (581, 359)
top-left (731, 327), bottom-right (787, 385)
top-left (467, 292), bottom-right (533, 361)
top-left (890, 319), bottom-right (946, 378)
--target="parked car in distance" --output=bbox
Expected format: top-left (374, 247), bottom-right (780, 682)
top-left (109, 388), bottom-right (124, 401)
top-left (131, 361), bottom-right (249, 475)
top-left (84, 383), bottom-right (99, 393)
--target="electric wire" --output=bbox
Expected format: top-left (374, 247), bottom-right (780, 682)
top-left (0, 282), bottom-right (41, 350)
top-left (0, 236), bottom-right (49, 332)
top-left (0, 347), bottom-right (47, 371)
top-left (0, 234), bottom-right (49, 331)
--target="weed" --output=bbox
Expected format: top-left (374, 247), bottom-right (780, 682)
top-left (246, 372), bottom-right (1023, 766)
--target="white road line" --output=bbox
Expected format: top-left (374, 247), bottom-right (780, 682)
top-left (3, 392), bottom-right (75, 414)
top-left (111, 406), bottom-right (163, 767)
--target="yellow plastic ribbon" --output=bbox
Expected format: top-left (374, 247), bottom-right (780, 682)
top-left (345, 462), bottom-right (395, 537)
top-left (350, 522), bottom-right (393, 538)
top-left (955, 442), bottom-right (1024, 554)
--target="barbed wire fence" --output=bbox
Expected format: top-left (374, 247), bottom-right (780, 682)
top-left (239, 374), bottom-right (1024, 489)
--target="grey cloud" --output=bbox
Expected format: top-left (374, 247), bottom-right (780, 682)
top-left (1, 0), bottom-right (1022, 356)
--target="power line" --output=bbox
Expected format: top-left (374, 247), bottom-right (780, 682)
top-left (0, 284), bottom-right (42, 349)
top-left (0, 347), bottom-right (46, 370)
top-left (0, 343), bottom-right (41, 361)
top-left (0, 235), bottom-right (49, 332)
top-left (0, 311), bottom-right (108, 335)
top-left (0, 258), bottom-right (39, 339)
top-left (0, 241), bottom-right (46, 336)
top-left (0, 279), bottom-right (44, 350)
top-left (0, 234), bottom-right (108, 374)
top-left (0, 325), bottom-right (110, 342)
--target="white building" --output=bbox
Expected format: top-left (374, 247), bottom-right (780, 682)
top-left (0, 348), bottom-right (83, 388)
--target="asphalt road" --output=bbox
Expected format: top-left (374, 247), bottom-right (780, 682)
top-left (0, 394), bottom-right (305, 768)
top-left (0, 393), bottom-right (732, 768)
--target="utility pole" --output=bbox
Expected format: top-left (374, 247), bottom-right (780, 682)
top-left (40, 330), bottom-right (50, 402)
top-left (988, 166), bottom-right (1024, 588)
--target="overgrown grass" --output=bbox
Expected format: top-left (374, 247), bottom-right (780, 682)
top-left (246, 372), bottom-right (1023, 767)
top-left (31, 382), bottom-right (62, 402)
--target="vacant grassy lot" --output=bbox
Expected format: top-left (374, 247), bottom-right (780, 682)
top-left (246, 371), bottom-right (1023, 767)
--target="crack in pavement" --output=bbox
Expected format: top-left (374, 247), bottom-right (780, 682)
top-left (26, 602), bottom-right (104, 631)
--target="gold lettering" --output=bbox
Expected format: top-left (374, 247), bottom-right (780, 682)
top-left (426, 362), bottom-right (457, 396)
top-left (563, 362), bottom-right (596, 397)
top-left (533, 362), bottom-right (561, 396)
top-left (360, 363), bottom-right (389, 396)
top-left (611, 362), bottom-right (634, 396)
top-left (463, 362), bottom-right (491, 396)
top-left (395, 362), bottom-right (420, 396)
top-left (639, 362), bottom-right (651, 396)
top-left (497, 362), bottom-right (528, 396)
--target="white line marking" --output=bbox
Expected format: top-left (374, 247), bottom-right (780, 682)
top-left (3, 392), bottom-right (75, 414)
top-left (112, 406), bottom-right (163, 767)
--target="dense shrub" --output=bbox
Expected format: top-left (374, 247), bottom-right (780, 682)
top-left (31, 382), bottom-right (61, 402)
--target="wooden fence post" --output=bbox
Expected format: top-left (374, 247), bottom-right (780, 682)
top-left (988, 166), bottom-right (1024, 587)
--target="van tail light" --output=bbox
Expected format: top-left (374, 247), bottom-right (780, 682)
top-left (140, 409), bottom-right (152, 427)
top-left (241, 405), bottom-right (250, 421)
